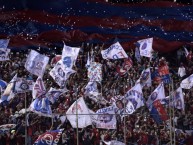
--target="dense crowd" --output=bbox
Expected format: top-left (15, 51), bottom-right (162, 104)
top-left (0, 43), bottom-right (192, 145)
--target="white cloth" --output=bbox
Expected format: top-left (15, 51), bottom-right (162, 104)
top-left (178, 66), bottom-right (186, 77)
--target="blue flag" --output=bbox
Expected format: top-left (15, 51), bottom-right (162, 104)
top-left (34, 129), bottom-right (63, 145)
top-left (0, 39), bottom-right (9, 48)
top-left (0, 80), bottom-right (7, 90)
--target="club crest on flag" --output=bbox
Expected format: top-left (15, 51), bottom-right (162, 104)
top-left (150, 92), bottom-right (158, 101)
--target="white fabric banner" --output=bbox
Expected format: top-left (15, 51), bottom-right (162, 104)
top-left (96, 106), bottom-right (116, 129)
top-left (101, 42), bottom-right (128, 59)
top-left (25, 50), bottom-right (49, 77)
top-left (49, 60), bottom-right (75, 87)
top-left (180, 74), bottom-right (193, 89)
top-left (125, 83), bottom-right (144, 110)
top-left (87, 62), bottom-right (102, 82)
top-left (137, 38), bottom-right (153, 58)
top-left (15, 78), bottom-right (34, 93)
top-left (146, 82), bottom-right (165, 108)
top-left (66, 97), bottom-right (92, 128)
top-left (62, 44), bottom-right (80, 69)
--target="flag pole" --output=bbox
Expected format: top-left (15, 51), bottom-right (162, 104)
top-left (171, 78), bottom-right (176, 145)
top-left (124, 81), bottom-right (126, 145)
top-left (76, 88), bottom-right (79, 145)
top-left (24, 91), bottom-right (27, 145)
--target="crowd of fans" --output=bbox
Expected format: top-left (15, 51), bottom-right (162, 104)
top-left (0, 43), bottom-right (192, 145)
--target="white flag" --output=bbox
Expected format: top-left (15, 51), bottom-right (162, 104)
top-left (180, 74), bottom-right (193, 89)
top-left (137, 38), bottom-right (153, 58)
top-left (49, 60), bottom-right (75, 87)
top-left (101, 42), bottom-right (128, 59)
top-left (66, 97), bottom-right (92, 128)
top-left (125, 83), bottom-right (144, 110)
top-left (62, 44), bottom-right (80, 69)
top-left (137, 68), bottom-right (152, 87)
top-left (96, 106), bottom-right (116, 129)
top-left (103, 140), bottom-right (125, 145)
top-left (25, 50), bottom-right (49, 77)
top-left (146, 82), bottom-right (165, 108)
top-left (172, 87), bottom-right (185, 111)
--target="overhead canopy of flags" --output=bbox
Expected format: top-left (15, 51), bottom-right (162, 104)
top-left (0, 0), bottom-right (193, 52)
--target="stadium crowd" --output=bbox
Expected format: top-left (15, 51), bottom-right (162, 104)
top-left (0, 43), bottom-right (192, 145)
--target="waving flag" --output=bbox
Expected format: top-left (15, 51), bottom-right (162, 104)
top-left (49, 60), bottom-right (76, 87)
top-left (96, 106), bottom-right (116, 129)
top-left (0, 39), bottom-right (10, 61)
top-left (15, 78), bottom-right (34, 93)
top-left (85, 81), bottom-right (98, 96)
top-left (170, 87), bottom-right (185, 111)
top-left (138, 38), bottom-right (153, 58)
top-left (1, 74), bottom-right (17, 102)
top-left (32, 77), bottom-right (46, 99)
top-left (149, 100), bottom-right (168, 124)
top-left (0, 80), bottom-right (7, 91)
top-left (66, 97), bottom-right (92, 128)
top-left (158, 63), bottom-right (171, 84)
top-left (101, 42), bottom-right (128, 59)
top-left (46, 87), bottom-right (68, 104)
top-left (34, 129), bottom-right (63, 145)
top-left (87, 62), bottom-right (102, 82)
top-left (25, 50), bottom-right (49, 77)
top-left (180, 74), bottom-right (193, 89)
top-left (125, 83), bottom-right (144, 110)
top-left (146, 82), bottom-right (165, 107)
top-left (29, 97), bottom-right (52, 117)
top-left (137, 68), bottom-right (152, 87)
top-left (62, 44), bottom-right (80, 69)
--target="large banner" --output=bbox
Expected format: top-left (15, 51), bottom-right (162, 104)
top-left (34, 129), bottom-right (63, 145)
top-left (25, 50), bottom-right (49, 77)
top-left (49, 61), bottom-right (75, 87)
top-left (87, 62), bottom-right (102, 82)
top-left (101, 42), bottom-right (128, 59)
top-left (137, 38), bottom-right (153, 58)
top-left (96, 106), bottom-right (116, 129)
top-left (62, 44), bottom-right (80, 69)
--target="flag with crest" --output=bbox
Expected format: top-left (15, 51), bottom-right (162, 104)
top-left (32, 77), bottom-right (46, 99)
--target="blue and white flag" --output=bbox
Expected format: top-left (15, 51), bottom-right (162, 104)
top-left (0, 80), bottom-right (7, 91)
top-left (15, 78), bottom-right (34, 93)
top-left (96, 106), bottom-right (116, 129)
top-left (170, 87), bottom-right (185, 111)
top-left (49, 60), bottom-right (76, 87)
top-left (137, 68), bottom-right (152, 87)
top-left (46, 87), bottom-right (68, 104)
top-left (62, 44), bottom-right (80, 69)
top-left (137, 38), bottom-right (153, 58)
top-left (146, 82), bottom-right (165, 108)
top-left (0, 39), bottom-right (10, 61)
top-left (25, 50), bottom-right (49, 77)
top-left (101, 42), bottom-right (128, 59)
top-left (66, 97), bottom-right (92, 128)
top-left (180, 74), bottom-right (193, 89)
top-left (32, 77), bottom-right (46, 99)
top-left (125, 83), bottom-right (144, 110)
top-left (1, 74), bottom-right (17, 102)
top-left (29, 97), bottom-right (52, 117)
top-left (34, 129), bottom-right (63, 145)
top-left (85, 81), bottom-right (98, 96)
